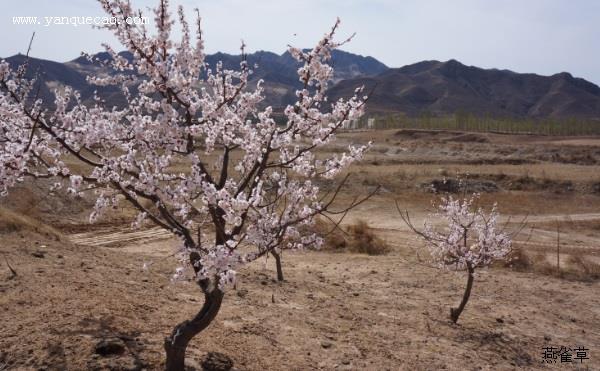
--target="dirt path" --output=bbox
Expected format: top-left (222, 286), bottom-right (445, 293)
top-left (67, 212), bottom-right (600, 252)
top-left (523, 212), bottom-right (600, 223)
top-left (358, 208), bottom-right (600, 251)
top-left (69, 227), bottom-right (173, 247)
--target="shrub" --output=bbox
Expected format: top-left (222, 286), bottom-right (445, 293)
top-left (501, 247), bottom-right (600, 282)
top-left (566, 254), bottom-right (600, 281)
top-left (346, 220), bottom-right (389, 255)
top-left (315, 218), bottom-right (389, 255)
top-left (500, 245), bottom-right (533, 271)
top-left (314, 218), bottom-right (348, 250)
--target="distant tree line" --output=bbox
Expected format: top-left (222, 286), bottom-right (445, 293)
top-left (345, 111), bottom-right (600, 136)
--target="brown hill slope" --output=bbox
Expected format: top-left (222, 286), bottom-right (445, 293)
top-left (328, 59), bottom-right (600, 118)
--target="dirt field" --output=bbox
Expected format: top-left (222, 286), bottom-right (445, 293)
top-left (1, 129), bottom-right (600, 370)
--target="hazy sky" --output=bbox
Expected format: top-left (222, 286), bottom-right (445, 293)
top-left (2, 0), bottom-right (599, 84)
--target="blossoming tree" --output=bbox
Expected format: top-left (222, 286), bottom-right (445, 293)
top-left (0, 0), bottom-right (373, 368)
top-left (399, 194), bottom-right (512, 323)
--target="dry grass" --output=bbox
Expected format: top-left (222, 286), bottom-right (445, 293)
top-left (345, 220), bottom-right (390, 255)
top-left (313, 218), bottom-right (347, 250)
top-left (0, 207), bottom-right (62, 240)
top-left (562, 253), bottom-right (600, 281)
top-left (316, 218), bottom-right (390, 255)
top-left (500, 245), bottom-right (535, 271)
top-left (500, 245), bottom-right (600, 282)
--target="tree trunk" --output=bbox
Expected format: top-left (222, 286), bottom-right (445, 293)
top-left (271, 250), bottom-right (284, 281)
top-left (450, 263), bottom-right (474, 324)
top-left (164, 287), bottom-right (224, 371)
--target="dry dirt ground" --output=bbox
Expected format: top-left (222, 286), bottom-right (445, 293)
top-left (1, 129), bottom-right (600, 370)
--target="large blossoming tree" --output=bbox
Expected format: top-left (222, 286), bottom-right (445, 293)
top-left (0, 1), bottom-right (373, 368)
top-left (399, 195), bottom-right (512, 323)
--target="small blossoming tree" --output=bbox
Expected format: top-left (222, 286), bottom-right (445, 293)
top-left (399, 194), bottom-right (512, 323)
top-left (0, 1), bottom-right (373, 368)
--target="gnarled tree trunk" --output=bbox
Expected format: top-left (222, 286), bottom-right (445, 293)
top-left (450, 263), bottom-right (474, 323)
top-left (271, 250), bottom-right (284, 281)
top-left (164, 287), bottom-right (224, 371)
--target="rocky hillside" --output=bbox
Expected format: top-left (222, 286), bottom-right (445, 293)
top-left (5, 51), bottom-right (600, 118)
top-left (327, 59), bottom-right (600, 118)
top-left (4, 49), bottom-right (387, 110)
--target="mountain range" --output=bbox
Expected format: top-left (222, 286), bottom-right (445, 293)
top-left (328, 59), bottom-right (600, 118)
top-left (4, 50), bottom-right (600, 119)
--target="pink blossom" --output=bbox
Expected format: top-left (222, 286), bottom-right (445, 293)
top-left (420, 195), bottom-right (512, 270)
top-left (0, 2), bottom-right (368, 292)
